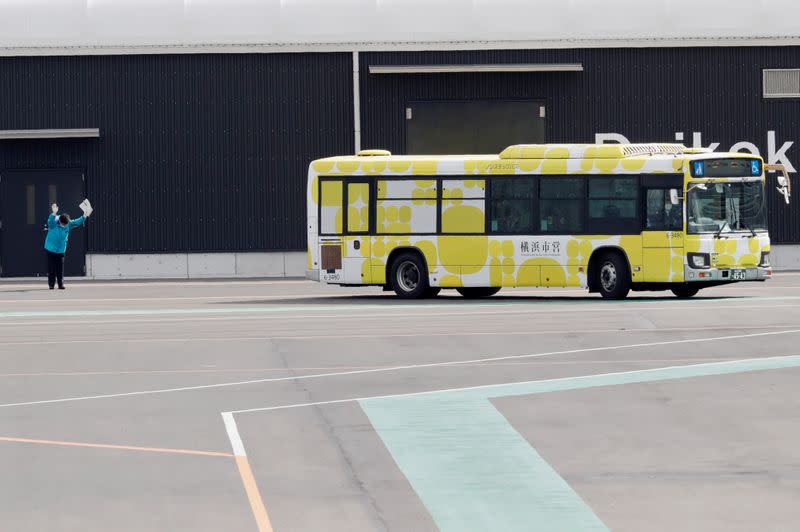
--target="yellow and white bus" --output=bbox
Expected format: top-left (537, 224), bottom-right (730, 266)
top-left (306, 144), bottom-right (791, 299)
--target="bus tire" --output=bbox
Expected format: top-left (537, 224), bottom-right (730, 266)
top-left (456, 287), bottom-right (501, 299)
top-left (671, 285), bottom-right (700, 299)
top-left (596, 252), bottom-right (631, 300)
top-left (389, 252), bottom-right (430, 299)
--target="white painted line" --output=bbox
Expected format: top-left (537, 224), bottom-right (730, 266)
top-left (0, 323), bottom-right (797, 347)
top-left (0, 358), bottom-right (741, 379)
top-left (228, 353), bottom-right (800, 414)
top-left (1, 328), bottom-right (799, 410)
top-left (0, 294), bottom-right (341, 305)
top-left (0, 301), bottom-right (798, 328)
top-left (0, 324), bottom-right (797, 347)
top-left (222, 412), bottom-right (275, 532)
top-left (222, 412), bottom-right (246, 457)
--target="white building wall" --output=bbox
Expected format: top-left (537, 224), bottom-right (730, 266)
top-left (87, 252), bottom-right (307, 279)
top-left (771, 245), bottom-right (800, 271)
top-left (1, 0), bottom-right (799, 53)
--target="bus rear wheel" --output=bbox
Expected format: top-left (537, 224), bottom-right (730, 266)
top-left (595, 253), bottom-right (631, 300)
top-left (671, 285), bottom-right (700, 299)
top-left (389, 252), bottom-right (430, 299)
top-left (456, 287), bottom-right (501, 299)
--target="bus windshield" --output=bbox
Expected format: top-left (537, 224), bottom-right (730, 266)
top-left (687, 180), bottom-right (767, 234)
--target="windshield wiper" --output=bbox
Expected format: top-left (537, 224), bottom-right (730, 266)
top-left (740, 220), bottom-right (757, 237)
top-left (715, 220), bottom-right (730, 238)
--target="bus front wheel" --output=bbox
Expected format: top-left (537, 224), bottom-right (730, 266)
top-left (389, 252), bottom-right (430, 299)
top-left (456, 287), bottom-right (501, 299)
top-left (596, 253), bottom-right (631, 300)
top-left (671, 285), bottom-right (700, 299)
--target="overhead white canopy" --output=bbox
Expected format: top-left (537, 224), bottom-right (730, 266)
top-left (0, 0), bottom-right (799, 54)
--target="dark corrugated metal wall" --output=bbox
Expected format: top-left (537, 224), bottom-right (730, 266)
top-left (1, 47), bottom-right (798, 250)
top-left (361, 47), bottom-right (800, 243)
top-left (0, 53), bottom-right (353, 252)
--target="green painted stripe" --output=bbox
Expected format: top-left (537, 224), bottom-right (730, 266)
top-left (361, 397), bottom-right (609, 532)
top-left (408, 354), bottom-right (800, 403)
top-left (360, 355), bottom-right (800, 532)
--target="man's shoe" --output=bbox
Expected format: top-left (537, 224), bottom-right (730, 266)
top-left (58, 286), bottom-right (65, 290)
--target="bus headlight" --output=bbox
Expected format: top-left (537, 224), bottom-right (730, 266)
top-left (760, 251), bottom-right (771, 267)
top-left (688, 252), bottom-right (710, 269)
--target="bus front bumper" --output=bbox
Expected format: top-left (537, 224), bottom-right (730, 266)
top-left (684, 266), bottom-right (772, 282)
top-left (306, 269), bottom-right (320, 282)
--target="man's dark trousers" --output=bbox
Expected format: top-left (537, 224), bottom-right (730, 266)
top-left (46, 250), bottom-right (65, 289)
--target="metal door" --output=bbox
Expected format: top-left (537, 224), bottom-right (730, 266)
top-left (0, 169), bottom-right (86, 277)
top-left (406, 100), bottom-right (546, 155)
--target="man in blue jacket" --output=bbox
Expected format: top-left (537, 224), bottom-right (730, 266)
top-left (44, 203), bottom-right (90, 290)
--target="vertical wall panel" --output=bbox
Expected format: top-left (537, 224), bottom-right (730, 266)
top-left (360, 47), bottom-right (800, 243)
top-left (0, 52), bottom-right (353, 252)
top-left (0, 47), bottom-right (799, 249)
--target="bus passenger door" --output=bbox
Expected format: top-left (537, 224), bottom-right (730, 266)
top-left (319, 178), bottom-right (344, 283)
top-left (642, 187), bottom-right (684, 283)
top-left (342, 180), bottom-right (371, 284)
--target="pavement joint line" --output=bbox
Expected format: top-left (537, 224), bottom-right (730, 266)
top-left (1, 294), bottom-right (800, 318)
top-left (230, 352), bottom-right (800, 415)
top-left (2, 287), bottom-right (799, 306)
top-left (0, 435), bottom-right (234, 458)
top-left (0, 300), bottom-right (799, 328)
top-left (1, 329), bottom-right (798, 411)
top-left (2, 328), bottom-right (799, 410)
top-left (6, 288), bottom-right (714, 304)
top-left (1, 323), bottom-right (798, 347)
top-left (221, 413), bottom-right (274, 532)
top-left (4, 284), bottom-right (799, 304)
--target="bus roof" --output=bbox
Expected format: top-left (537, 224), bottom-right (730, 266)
top-left (311, 144), bottom-right (760, 166)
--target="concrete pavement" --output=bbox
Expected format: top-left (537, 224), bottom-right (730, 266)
top-left (1, 276), bottom-right (799, 531)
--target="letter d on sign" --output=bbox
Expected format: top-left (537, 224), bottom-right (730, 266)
top-left (595, 133), bottom-right (630, 144)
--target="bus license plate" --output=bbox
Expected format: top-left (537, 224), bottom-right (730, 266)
top-left (731, 269), bottom-right (746, 281)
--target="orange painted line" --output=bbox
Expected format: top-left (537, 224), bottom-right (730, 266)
top-left (235, 455), bottom-right (274, 532)
top-left (0, 436), bottom-right (234, 458)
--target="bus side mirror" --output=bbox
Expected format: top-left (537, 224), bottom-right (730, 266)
top-left (669, 188), bottom-right (680, 205)
top-left (765, 163), bottom-right (791, 205)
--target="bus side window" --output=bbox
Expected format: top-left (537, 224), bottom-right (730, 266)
top-left (320, 180), bottom-right (343, 234)
top-left (442, 179), bottom-right (486, 233)
top-left (646, 189), bottom-right (682, 231)
top-left (539, 177), bottom-right (584, 233)
top-left (376, 178), bottom-right (437, 234)
top-left (587, 177), bottom-right (638, 234)
top-left (489, 177), bottom-right (535, 234)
